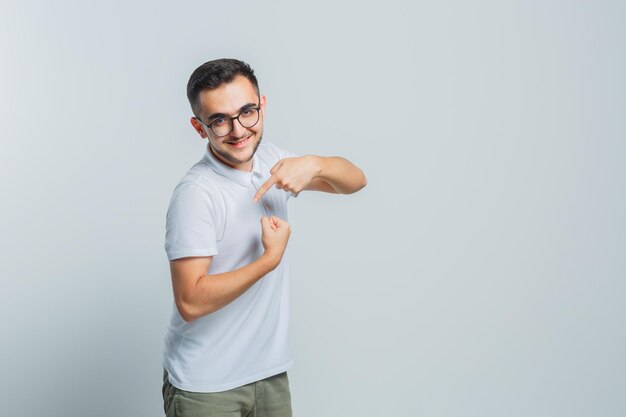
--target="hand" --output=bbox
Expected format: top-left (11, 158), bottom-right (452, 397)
top-left (260, 216), bottom-right (291, 263)
top-left (253, 156), bottom-right (321, 202)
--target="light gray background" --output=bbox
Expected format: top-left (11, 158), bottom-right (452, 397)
top-left (1, 1), bottom-right (624, 416)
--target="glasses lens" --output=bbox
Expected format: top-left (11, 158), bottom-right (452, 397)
top-left (239, 108), bottom-right (259, 128)
top-left (211, 118), bottom-right (233, 136)
top-left (208, 108), bottom-right (259, 136)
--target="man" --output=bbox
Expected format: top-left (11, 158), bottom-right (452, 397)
top-left (162, 58), bottom-right (366, 417)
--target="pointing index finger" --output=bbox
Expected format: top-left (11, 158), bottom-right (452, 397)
top-left (254, 175), bottom-right (277, 202)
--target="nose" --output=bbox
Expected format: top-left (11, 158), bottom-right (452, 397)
top-left (229, 118), bottom-right (247, 138)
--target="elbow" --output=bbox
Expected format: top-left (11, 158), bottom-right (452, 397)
top-left (350, 170), bottom-right (367, 194)
top-left (180, 312), bottom-right (198, 324)
top-left (176, 298), bottom-right (213, 323)
top-left (176, 300), bottom-right (198, 323)
top-left (359, 171), bottom-right (367, 190)
top-left (176, 299), bottom-right (203, 323)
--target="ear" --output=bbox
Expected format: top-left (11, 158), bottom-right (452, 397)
top-left (190, 117), bottom-right (208, 139)
top-left (260, 95), bottom-right (267, 117)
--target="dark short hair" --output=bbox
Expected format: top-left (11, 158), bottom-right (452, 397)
top-left (187, 58), bottom-right (259, 118)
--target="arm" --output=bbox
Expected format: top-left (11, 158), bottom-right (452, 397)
top-left (304, 155), bottom-right (367, 194)
top-left (170, 216), bottom-right (290, 322)
top-left (253, 155), bottom-right (367, 201)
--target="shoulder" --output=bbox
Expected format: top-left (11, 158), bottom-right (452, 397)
top-left (172, 157), bottom-right (228, 196)
top-left (168, 173), bottom-right (225, 215)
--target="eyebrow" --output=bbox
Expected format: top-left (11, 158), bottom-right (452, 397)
top-left (205, 102), bottom-right (258, 123)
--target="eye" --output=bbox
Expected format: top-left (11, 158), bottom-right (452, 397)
top-left (242, 109), bottom-right (253, 116)
top-left (213, 117), bottom-right (226, 126)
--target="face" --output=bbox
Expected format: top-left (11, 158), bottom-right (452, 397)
top-left (190, 75), bottom-right (266, 172)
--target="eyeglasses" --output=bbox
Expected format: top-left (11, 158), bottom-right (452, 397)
top-left (196, 104), bottom-right (261, 137)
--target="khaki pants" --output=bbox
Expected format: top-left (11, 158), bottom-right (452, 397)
top-left (162, 369), bottom-right (293, 417)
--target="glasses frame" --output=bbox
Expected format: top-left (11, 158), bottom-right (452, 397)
top-left (195, 101), bottom-right (261, 137)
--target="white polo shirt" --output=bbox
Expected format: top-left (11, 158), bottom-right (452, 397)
top-left (163, 141), bottom-right (298, 393)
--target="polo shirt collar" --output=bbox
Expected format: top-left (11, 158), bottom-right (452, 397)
top-left (202, 143), bottom-right (263, 186)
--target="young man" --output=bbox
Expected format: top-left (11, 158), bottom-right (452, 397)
top-left (162, 58), bottom-right (366, 417)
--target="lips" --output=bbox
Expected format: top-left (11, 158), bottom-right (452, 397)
top-left (225, 136), bottom-right (251, 148)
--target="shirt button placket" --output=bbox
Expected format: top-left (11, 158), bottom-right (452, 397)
top-left (251, 174), bottom-right (270, 216)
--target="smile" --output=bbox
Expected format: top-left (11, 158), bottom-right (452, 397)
top-left (225, 136), bottom-right (251, 148)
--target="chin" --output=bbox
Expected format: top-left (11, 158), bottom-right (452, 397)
top-left (212, 134), bottom-right (262, 166)
top-left (236, 134), bottom-right (262, 160)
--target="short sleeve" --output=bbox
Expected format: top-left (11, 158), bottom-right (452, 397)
top-left (164, 184), bottom-right (220, 261)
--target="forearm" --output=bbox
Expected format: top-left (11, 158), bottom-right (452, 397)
top-left (313, 156), bottom-right (367, 194)
top-left (180, 251), bottom-right (281, 322)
